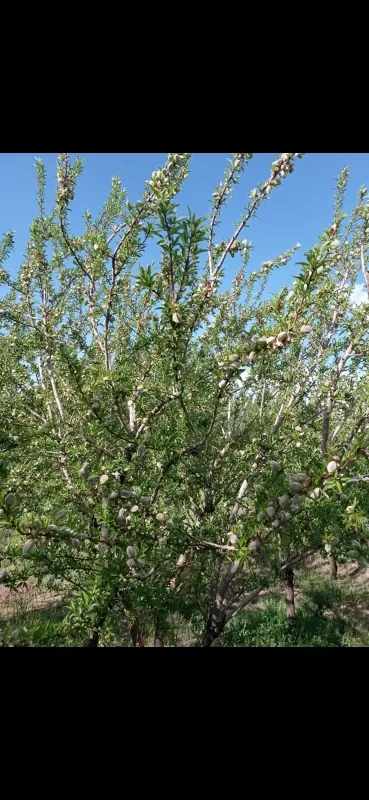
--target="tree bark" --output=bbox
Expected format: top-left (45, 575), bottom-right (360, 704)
top-left (131, 617), bottom-right (145, 647)
top-left (85, 629), bottom-right (100, 647)
top-left (200, 629), bottom-right (217, 647)
top-left (154, 620), bottom-right (165, 647)
top-left (329, 556), bottom-right (338, 580)
top-left (84, 586), bottom-right (129, 647)
top-left (282, 567), bottom-right (296, 619)
top-left (84, 600), bottom-right (117, 647)
top-left (199, 614), bottom-right (225, 647)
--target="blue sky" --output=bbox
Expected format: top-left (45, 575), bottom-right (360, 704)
top-left (1, 153), bottom-right (368, 299)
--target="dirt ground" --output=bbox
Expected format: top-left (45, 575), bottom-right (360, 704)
top-left (306, 554), bottom-right (369, 586)
top-left (0, 580), bottom-right (63, 621)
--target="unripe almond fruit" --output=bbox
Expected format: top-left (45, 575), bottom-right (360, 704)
top-left (269, 460), bottom-right (282, 473)
top-left (101, 524), bottom-right (109, 541)
top-left (292, 493), bottom-right (304, 505)
top-left (23, 540), bottom-right (34, 557)
top-left (71, 538), bottom-right (81, 549)
top-left (327, 461), bottom-right (338, 475)
top-left (58, 526), bottom-right (72, 537)
top-left (292, 473), bottom-right (309, 483)
top-left (126, 546), bottom-right (136, 558)
top-left (289, 481), bottom-right (303, 494)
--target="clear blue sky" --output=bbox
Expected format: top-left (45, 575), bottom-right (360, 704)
top-left (1, 153), bottom-right (368, 297)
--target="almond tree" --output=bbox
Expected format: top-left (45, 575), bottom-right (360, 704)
top-left (0, 153), bottom-right (368, 647)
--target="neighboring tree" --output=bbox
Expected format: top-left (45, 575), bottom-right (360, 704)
top-left (0, 153), bottom-right (368, 647)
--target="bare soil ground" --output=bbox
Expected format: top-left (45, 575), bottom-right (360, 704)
top-left (0, 580), bottom-right (63, 621)
top-left (306, 554), bottom-right (369, 586)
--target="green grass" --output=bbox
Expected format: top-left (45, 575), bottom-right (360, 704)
top-left (217, 572), bottom-right (369, 648)
top-left (2, 570), bottom-right (369, 647)
top-left (0, 605), bottom-right (69, 647)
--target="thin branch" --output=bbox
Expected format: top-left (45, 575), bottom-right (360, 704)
top-left (225, 587), bottom-right (263, 622)
top-left (211, 157), bottom-right (294, 283)
top-left (187, 533), bottom-right (236, 552)
top-left (360, 244), bottom-right (369, 298)
top-left (322, 342), bottom-right (353, 456)
top-left (259, 379), bottom-right (266, 422)
top-left (216, 560), bottom-right (241, 607)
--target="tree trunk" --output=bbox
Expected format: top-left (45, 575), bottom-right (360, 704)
top-left (282, 567), bottom-right (296, 619)
top-left (84, 608), bottom-right (112, 647)
top-left (154, 621), bottom-right (165, 647)
top-left (200, 614), bottom-right (225, 647)
top-left (85, 629), bottom-right (100, 647)
top-left (84, 585), bottom-right (123, 647)
top-left (329, 556), bottom-right (338, 580)
top-left (200, 630), bottom-right (217, 647)
top-left (131, 617), bottom-right (145, 647)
